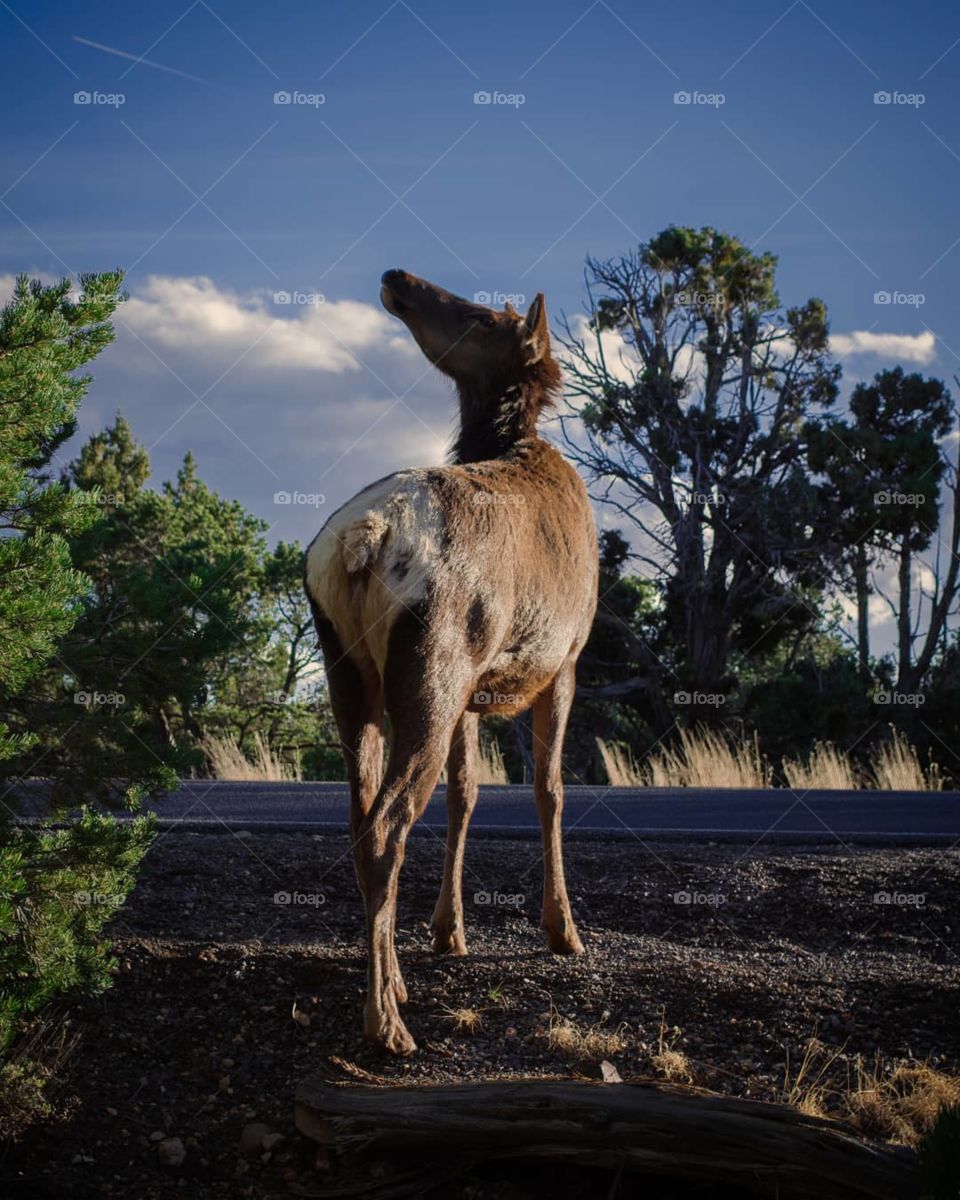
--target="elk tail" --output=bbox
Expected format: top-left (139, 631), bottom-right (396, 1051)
top-left (340, 512), bottom-right (390, 575)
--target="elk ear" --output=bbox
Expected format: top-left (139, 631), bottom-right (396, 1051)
top-left (522, 292), bottom-right (549, 363)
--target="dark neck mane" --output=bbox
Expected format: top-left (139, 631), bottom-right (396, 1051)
top-left (451, 358), bottom-right (561, 464)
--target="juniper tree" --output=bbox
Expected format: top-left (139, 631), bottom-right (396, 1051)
top-left (806, 368), bottom-right (956, 695)
top-left (559, 227), bottom-right (841, 722)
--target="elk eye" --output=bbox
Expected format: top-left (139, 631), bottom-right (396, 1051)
top-left (475, 314), bottom-right (495, 328)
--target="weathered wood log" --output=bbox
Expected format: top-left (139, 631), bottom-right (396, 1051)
top-left (295, 1076), bottom-right (918, 1200)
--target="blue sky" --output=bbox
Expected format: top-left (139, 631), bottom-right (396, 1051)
top-left (1, 0), bottom-right (958, 577)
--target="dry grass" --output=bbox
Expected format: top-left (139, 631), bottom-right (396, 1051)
top-left (780, 1036), bottom-right (842, 1118)
top-left (598, 728), bottom-right (772, 789)
top-left (477, 737), bottom-right (509, 785)
top-left (441, 1006), bottom-right (483, 1033)
top-left (780, 1037), bottom-right (960, 1147)
top-left (868, 727), bottom-right (943, 792)
top-left (545, 1010), bottom-right (627, 1060)
top-left (596, 739), bottom-right (643, 788)
top-left (600, 728), bottom-right (942, 791)
top-left (846, 1058), bottom-right (960, 1145)
top-left (202, 733), bottom-right (301, 782)
top-left (650, 1014), bottom-right (694, 1084)
top-left (782, 741), bottom-right (862, 791)
top-left (439, 737), bottom-right (509, 786)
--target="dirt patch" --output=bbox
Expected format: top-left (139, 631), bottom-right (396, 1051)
top-left (3, 830), bottom-right (957, 1197)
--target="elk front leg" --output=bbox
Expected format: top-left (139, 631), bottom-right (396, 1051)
top-left (532, 659), bottom-right (583, 954)
top-left (431, 710), bottom-right (479, 955)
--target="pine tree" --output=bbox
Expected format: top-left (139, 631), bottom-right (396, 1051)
top-left (0, 274), bottom-right (154, 1107)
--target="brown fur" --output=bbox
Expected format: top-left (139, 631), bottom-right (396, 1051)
top-left (304, 270), bottom-right (598, 1054)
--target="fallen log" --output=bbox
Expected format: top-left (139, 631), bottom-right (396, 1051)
top-left (295, 1076), bottom-right (918, 1200)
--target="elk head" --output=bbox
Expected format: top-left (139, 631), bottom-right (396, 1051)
top-left (380, 269), bottom-right (560, 461)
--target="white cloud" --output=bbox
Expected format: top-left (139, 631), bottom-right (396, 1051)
top-left (57, 273), bottom-right (461, 547)
top-left (830, 330), bottom-right (936, 364)
top-left (565, 312), bottom-right (642, 387)
top-left (121, 275), bottom-right (416, 373)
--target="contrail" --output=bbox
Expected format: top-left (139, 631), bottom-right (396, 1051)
top-left (72, 36), bottom-right (217, 86)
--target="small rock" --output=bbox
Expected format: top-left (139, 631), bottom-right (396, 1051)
top-left (149, 1130), bottom-right (165, 1142)
top-left (157, 1137), bottom-right (186, 1168)
top-left (239, 1122), bottom-right (274, 1154)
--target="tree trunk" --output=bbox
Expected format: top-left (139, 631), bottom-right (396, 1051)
top-left (510, 716), bottom-right (534, 783)
top-left (295, 1076), bottom-right (917, 1200)
top-left (896, 537), bottom-right (912, 689)
top-left (854, 542), bottom-right (871, 681)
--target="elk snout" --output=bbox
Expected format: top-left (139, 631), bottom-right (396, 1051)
top-left (380, 269), bottom-right (416, 316)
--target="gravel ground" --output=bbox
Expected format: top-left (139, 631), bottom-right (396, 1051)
top-left (3, 830), bottom-right (958, 1198)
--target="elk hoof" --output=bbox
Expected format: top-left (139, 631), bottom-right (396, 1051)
top-left (431, 926), bottom-right (468, 956)
top-left (366, 1014), bottom-right (418, 1056)
top-left (544, 925), bottom-right (584, 955)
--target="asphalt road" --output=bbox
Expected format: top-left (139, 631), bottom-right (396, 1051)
top-left (91, 780), bottom-right (960, 843)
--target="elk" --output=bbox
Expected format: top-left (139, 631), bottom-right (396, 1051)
top-left (304, 270), bottom-right (598, 1054)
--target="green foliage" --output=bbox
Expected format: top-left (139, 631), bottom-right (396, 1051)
top-left (6, 433), bottom-right (271, 803)
top-left (0, 809), bottom-right (155, 1051)
top-left (0, 1058), bottom-right (53, 1141)
top-left (198, 536), bottom-right (335, 774)
top-left (740, 643), bottom-right (875, 758)
top-left (920, 1103), bottom-right (960, 1199)
top-left (807, 367), bottom-right (952, 557)
top-left (66, 411), bottom-right (149, 508)
top-left (0, 273), bottom-right (124, 762)
top-left (0, 274), bottom-right (155, 1131)
top-left (563, 531), bottom-right (665, 780)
